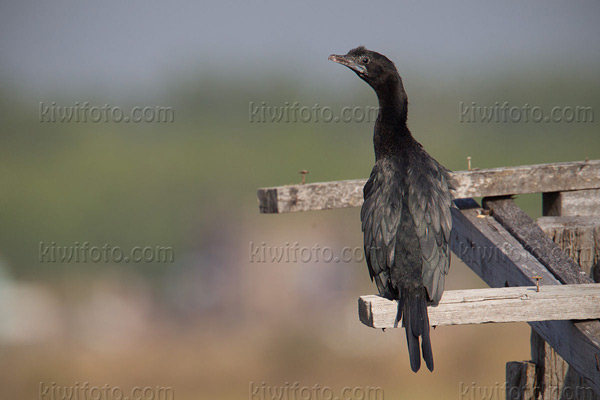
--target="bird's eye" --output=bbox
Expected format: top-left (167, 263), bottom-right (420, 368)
top-left (362, 57), bottom-right (370, 64)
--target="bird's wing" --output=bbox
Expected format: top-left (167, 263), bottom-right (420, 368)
top-left (407, 155), bottom-right (454, 305)
top-left (361, 161), bottom-right (403, 299)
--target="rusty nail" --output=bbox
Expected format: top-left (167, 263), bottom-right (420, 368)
top-left (467, 156), bottom-right (472, 171)
top-left (299, 170), bottom-right (309, 185)
top-left (532, 276), bottom-right (542, 292)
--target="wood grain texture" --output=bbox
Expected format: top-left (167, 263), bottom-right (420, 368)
top-left (359, 284), bottom-right (600, 328)
top-left (533, 215), bottom-right (600, 399)
top-left (543, 189), bottom-right (600, 217)
top-left (531, 330), bottom-right (599, 400)
top-left (450, 200), bottom-right (600, 395)
top-left (450, 199), bottom-right (560, 289)
top-left (258, 179), bottom-right (364, 214)
top-left (506, 361), bottom-right (537, 400)
top-left (257, 160), bottom-right (600, 213)
top-left (483, 197), bottom-right (591, 285)
top-left (482, 197), bottom-right (600, 395)
top-left (538, 216), bottom-right (600, 280)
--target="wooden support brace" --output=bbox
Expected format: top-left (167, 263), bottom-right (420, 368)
top-left (482, 197), bottom-right (592, 285)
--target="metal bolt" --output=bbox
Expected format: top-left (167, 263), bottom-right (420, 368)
top-left (532, 276), bottom-right (542, 292)
top-left (299, 170), bottom-right (309, 185)
top-left (467, 156), bottom-right (472, 171)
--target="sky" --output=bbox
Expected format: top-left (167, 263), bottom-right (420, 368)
top-left (1, 0), bottom-right (599, 97)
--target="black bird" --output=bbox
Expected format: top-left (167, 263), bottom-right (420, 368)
top-left (329, 47), bottom-right (454, 372)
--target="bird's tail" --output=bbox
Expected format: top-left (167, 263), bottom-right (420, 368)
top-left (395, 292), bottom-right (433, 372)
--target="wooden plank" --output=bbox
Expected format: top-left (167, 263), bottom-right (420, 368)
top-left (543, 189), bottom-right (600, 217)
top-left (359, 284), bottom-right (600, 328)
top-left (450, 199), bottom-right (560, 288)
top-left (450, 200), bottom-right (600, 394)
top-left (257, 178), bottom-right (364, 214)
top-left (538, 216), bottom-right (600, 280)
top-left (538, 216), bottom-right (600, 230)
top-left (257, 160), bottom-right (600, 213)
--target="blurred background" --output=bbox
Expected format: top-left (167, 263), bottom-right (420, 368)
top-left (1, 1), bottom-right (599, 399)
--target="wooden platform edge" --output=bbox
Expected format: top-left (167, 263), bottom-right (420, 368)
top-left (358, 284), bottom-right (600, 328)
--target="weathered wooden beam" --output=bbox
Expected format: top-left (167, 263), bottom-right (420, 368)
top-left (359, 284), bottom-right (600, 329)
top-left (543, 189), bottom-right (600, 217)
top-left (483, 197), bottom-right (592, 285)
top-left (450, 199), bottom-right (560, 288)
top-left (258, 178), bottom-right (365, 214)
top-left (257, 160), bottom-right (600, 213)
top-left (450, 199), bottom-right (600, 394)
top-left (538, 216), bottom-right (600, 230)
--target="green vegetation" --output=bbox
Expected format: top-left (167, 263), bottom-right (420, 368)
top-left (1, 72), bottom-right (599, 278)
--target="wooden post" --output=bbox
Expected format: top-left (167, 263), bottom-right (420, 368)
top-left (540, 194), bottom-right (600, 399)
top-left (535, 195), bottom-right (600, 399)
top-left (530, 330), bottom-right (598, 400)
top-left (538, 216), bottom-right (600, 282)
top-left (506, 361), bottom-right (537, 400)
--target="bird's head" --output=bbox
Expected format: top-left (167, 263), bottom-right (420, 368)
top-left (328, 46), bottom-right (400, 91)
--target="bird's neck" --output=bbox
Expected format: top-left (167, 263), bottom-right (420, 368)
top-left (373, 76), bottom-right (412, 160)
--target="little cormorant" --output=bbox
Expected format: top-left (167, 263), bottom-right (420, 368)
top-left (329, 46), bottom-right (454, 372)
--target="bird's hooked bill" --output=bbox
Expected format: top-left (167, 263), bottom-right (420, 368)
top-left (328, 54), bottom-right (367, 75)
